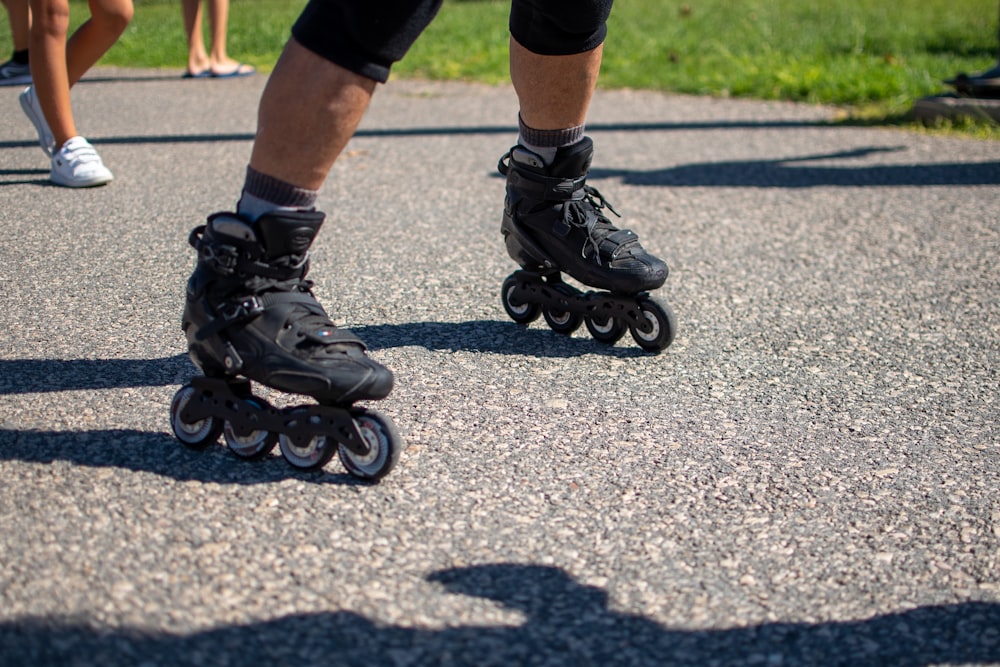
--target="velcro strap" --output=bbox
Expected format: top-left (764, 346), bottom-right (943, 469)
top-left (607, 229), bottom-right (641, 258)
top-left (508, 167), bottom-right (585, 202)
top-left (256, 290), bottom-right (319, 308)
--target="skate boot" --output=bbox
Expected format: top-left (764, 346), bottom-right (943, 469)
top-left (498, 137), bottom-right (676, 351)
top-left (169, 210), bottom-right (400, 481)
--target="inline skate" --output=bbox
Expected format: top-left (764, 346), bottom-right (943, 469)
top-left (498, 137), bottom-right (676, 352)
top-left (169, 210), bottom-right (400, 481)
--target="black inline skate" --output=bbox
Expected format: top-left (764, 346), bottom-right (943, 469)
top-left (168, 210), bottom-right (400, 481)
top-left (499, 137), bottom-right (676, 352)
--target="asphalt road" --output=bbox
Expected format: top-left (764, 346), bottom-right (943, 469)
top-left (1, 69), bottom-right (998, 666)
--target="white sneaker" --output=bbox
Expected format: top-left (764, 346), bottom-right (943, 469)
top-left (18, 85), bottom-right (55, 156)
top-left (0, 58), bottom-right (31, 86)
top-left (50, 137), bottom-right (114, 188)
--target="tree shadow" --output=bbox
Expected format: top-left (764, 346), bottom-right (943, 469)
top-left (0, 118), bottom-right (832, 154)
top-left (588, 147), bottom-right (1000, 188)
top-left (1, 563), bottom-right (997, 666)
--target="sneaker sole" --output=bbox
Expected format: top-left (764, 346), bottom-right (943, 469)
top-left (50, 172), bottom-right (114, 188)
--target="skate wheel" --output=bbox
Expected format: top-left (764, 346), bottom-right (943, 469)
top-left (543, 306), bottom-right (583, 335)
top-left (501, 274), bottom-right (540, 324)
top-left (338, 410), bottom-right (401, 482)
top-left (585, 313), bottom-right (627, 345)
top-left (542, 282), bottom-right (583, 335)
top-left (629, 297), bottom-right (677, 352)
top-left (223, 398), bottom-right (277, 460)
top-left (170, 384), bottom-right (222, 449)
top-left (278, 409), bottom-right (338, 471)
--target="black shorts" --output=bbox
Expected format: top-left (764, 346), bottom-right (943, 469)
top-left (292, 0), bottom-right (614, 83)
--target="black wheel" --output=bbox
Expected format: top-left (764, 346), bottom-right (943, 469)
top-left (542, 282), bottom-right (583, 334)
top-left (338, 411), bottom-right (401, 482)
top-left (223, 398), bottom-right (277, 460)
top-left (501, 274), bottom-right (540, 324)
top-left (170, 384), bottom-right (222, 449)
top-left (278, 409), bottom-right (338, 471)
top-left (629, 297), bottom-right (677, 352)
top-left (585, 313), bottom-right (627, 345)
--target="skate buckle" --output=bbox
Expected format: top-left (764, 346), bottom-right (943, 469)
top-left (217, 295), bottom-right (264, 324)
top-left (200, 242), bottom-right (240, 274)
top-left (238, 296), bottom-right (264, 317)
top-left (223, 342), bottom-right (244, 372)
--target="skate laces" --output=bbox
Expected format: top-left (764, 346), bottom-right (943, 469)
top-left (564, 186), bottom-right (642, 266)
top-left (502, 150), bottom-right (640, 267)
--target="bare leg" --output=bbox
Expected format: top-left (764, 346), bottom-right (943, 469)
top-left (206, 0), bottom-right (243, 72)
top-left (509, 36), bottom-right (602, 130)
top-left (4, 0), bottom-right (31, 51)
top-left (65, 0), bottom-right (132, 84)
top-left (29, 0), bottom-right (131, 146)
top-left (250, 38), bottom-right (375, 190)
top-left (28, 0), bottom-right (74, 143)
top-left (181, 0), bottom-right (208, 74)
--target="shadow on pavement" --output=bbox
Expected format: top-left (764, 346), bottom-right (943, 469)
top-left (0, 119), bottom-right (832, 153)
top-left (1, 563), bottom-right (997, 666)
top-left (0, 320), bottom-right (650, 399)
top-left (0, 428), bottom-right (364, 486)
top-left (5, 134), bottom-right (994, 189)
top-left (353, 320), bottom-right (650, 359)
top-left (590, 147), bottom-right (1000, 188)
top-left (0, 355), bottom-right (193, 395)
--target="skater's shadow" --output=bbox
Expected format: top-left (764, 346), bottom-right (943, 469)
top-left (586, 147), bottom-right (1000, 188)
top-left (352, 320), bottom-right (653, 359)
top-left (0, 355), bottom-right (192, 395)
top-left (0, 320), bottom-right (655, 398)
top-left (2, 563), bottom-right (998, 666)
top-left (0, 428), bottom-right (367, 486)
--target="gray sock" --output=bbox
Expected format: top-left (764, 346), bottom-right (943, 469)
top-left (237, 166), bottom-right (318, 222)
top-left (517, 113), bottom-right (585, 165)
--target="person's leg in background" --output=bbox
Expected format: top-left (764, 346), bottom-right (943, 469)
top-left (0, 0), bottom-right (32, 85)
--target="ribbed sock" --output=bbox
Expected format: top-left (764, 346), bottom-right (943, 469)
top-left (11, 49), bottom-right (28, 66)
top-left (237, 166), bottom-right (318, 222)
top-left (517, 113), bottom-right (585, 165)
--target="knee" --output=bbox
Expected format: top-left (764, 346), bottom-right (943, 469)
top-left (94, 0), bottom-right (134, 36)
top-left (33, 1), bottom-right (72, 39)
top-left (509, 0), bottom-right (613, 56)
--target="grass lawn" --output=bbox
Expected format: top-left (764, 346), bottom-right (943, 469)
top-left (2, 0), bottom-right (997, 135)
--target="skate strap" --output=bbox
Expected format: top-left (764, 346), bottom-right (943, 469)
top-left (195, 291), bottom-right (365, 350)
top-left (194, 291), bottom-right (312, 339)
top-left (502, 162), bottom-right (587, 203)
top-left (192, 226), bottom-right (309, 280)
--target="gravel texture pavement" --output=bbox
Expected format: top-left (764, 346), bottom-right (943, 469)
top-left (1, 69), bottom-right (998, 666)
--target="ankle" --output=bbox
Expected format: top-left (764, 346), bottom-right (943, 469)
top-left (237, 166), bottom-right (318, 222)
top-left (517, 113), bottom-right (585, 166)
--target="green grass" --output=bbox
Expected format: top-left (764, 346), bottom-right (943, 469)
top-left (2, 0), bottom-right (997, 135)
top-left (85, 0), bottom-right (305, 72)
